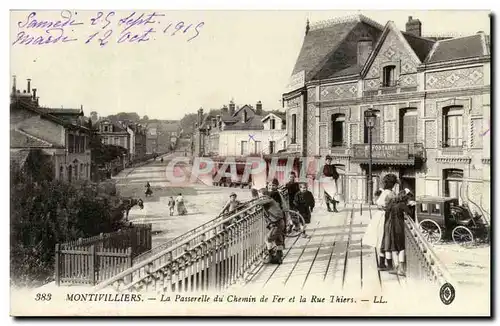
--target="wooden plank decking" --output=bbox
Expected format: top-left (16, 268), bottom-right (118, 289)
top-left (241, 204), bottom-right (403, 293)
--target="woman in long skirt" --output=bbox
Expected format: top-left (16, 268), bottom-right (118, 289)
top-left (362, 174), bottom-right (398, 271)
top-left (175, 193), bottom-right (188, 215)
top-left (383, 190), bottom-right (411, 276)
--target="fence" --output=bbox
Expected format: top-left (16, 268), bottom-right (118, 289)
top-left (55, 224), bottom-right (152, 286)
top-left (94, 188), bottom-right (290, 292)
top-left (403, 214), bottom-right (454, 285)
top-left (367, 205), bottom-right (454, 287)
top-left (94, 204), bottom-right (266, 293)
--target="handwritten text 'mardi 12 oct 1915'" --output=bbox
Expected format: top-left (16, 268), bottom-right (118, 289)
top-left (12, 10), bottom-right (205, 46)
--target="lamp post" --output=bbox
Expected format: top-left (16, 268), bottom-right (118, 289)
top-left (364, 108), bottom-right (377, 205)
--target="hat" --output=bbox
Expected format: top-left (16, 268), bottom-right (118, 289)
top-left (325, 155), bottom-right (332, 160)
top-left (230, 192), bottom-right (237, 197)
top-left (271, 178), bottom-right (279, 186)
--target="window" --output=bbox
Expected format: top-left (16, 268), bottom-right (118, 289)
top-left (68, 165), bottom-right (72, 183)
top-left (420, 203), bottom-right (440, 215)
top-left (331, 114), bottom-right (345, 147)
top-left (443, 106), bottom-right (464, 147)
top-left (291, 114), bottom-right (297, 144)
top-left (269, 141), bottom-right (276, 154)
top-left (270, 118), bottom-right (276, 130)
top-left (241, 141), bottom-right (248, 155)
top-left (399, 108), bottom-right (417, 143)
top-left (283, 141), bottom-right (286, 149)
top-left (383, 65), bottom-right (396, 87)
top-left (364, 110), bottom-right (381, 144)
top-left (254, 141), bottom-right (261, 153)
top-left (115, 137), bottom-right (120, 146)
top-left (444, 169), bottom-right (463, 204)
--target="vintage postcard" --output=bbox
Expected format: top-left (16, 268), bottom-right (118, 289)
top-left (9, 9), bottom-right (491, 317)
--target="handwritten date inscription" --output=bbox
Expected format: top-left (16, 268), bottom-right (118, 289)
top-left (13, 10), bottom-right (204, 46)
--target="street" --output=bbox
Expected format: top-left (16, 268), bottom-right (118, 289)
top-left (113, 152), bottom-right (255, 248)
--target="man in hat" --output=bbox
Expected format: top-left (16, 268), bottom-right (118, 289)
top-left (255, 188), bottom-right (286, 264)
top-left (321, 155), bottom-right (340, 212)
top-left (267, 178), bottom-right (283, 209)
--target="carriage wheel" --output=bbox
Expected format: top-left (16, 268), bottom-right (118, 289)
top-left (452, 226), bottom-right (474, 247)
top-left (418, 219), bottom-right (442, 244)
top-left (285, 210), bottom-right (306, 238)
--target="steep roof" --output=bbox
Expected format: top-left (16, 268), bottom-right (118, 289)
top-left (223, 115), bottom-right (264, 131)
top-left (426, 34), bottom-right (488, 63)
top-left (11, 99), bottom-right (90, 132)
top-left (402, 32), bottom-right (436, 62)
top-left (291, 15), bottom-right (385, 82)
top-left (262, 112), bottom-right (286, 122)
top-left (10, 149), bottom-right (31, 168)
top-left (10, 129), bottom-right (56, 148)
top-left (292, 20), bottom-right (359, 81)
top-left (44, 108), bottom-right (83, 116)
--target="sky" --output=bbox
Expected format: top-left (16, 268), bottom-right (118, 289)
top-left (10, 10), bottom-right (490, 120)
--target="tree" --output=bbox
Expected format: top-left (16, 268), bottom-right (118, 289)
top-left (180, 113), bottom-right (199, 137)
top-left (90, 111), bottom-right (99, 124)
top-left (10, 170), bottom-right (127, 287)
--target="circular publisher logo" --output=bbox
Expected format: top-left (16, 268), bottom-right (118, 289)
top-left (439, 283), bottom-right (456, 305)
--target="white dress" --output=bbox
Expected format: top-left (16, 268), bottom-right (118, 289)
top-left (321, 177), bottom-right (339, 201)
top-left (362, 190), bottom-right (394, 248)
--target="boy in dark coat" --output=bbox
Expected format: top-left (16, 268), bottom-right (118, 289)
top-left (285, 172), bottom-right (300, 211)
top-left (293, 182), bottom-right (315, 224)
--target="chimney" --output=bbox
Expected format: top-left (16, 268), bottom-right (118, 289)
top-left (357, 35), bottom-right (373, 66)
top-left (405, 16), bottom-right (422, 37)
top-left (27, 79), bottom-right (31, 93)
top-left (256, 101), bottom-right (263, 115)
top-left (12, 75), bottom-right (16, 95)
top-left (221, 105), bottom-right (228, 115)
top-left (305, 19), bottom-right (310, 35)
top-left (197, 108), bottom-right (203, 126)
top-left (32, 88), bottom-right (37, 100)
top-left (229, 100), bottom-right (235, 116)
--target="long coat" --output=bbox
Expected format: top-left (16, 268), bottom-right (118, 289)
top-left (293, 190), bottom-right (315, 223)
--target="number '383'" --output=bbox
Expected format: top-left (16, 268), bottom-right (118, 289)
top-left (35, 293), bottom-right (52, 301)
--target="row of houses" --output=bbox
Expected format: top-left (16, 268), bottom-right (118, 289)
top-left (95, 119), bottom-right (147, 161)
top-left (10, 78), bottom-right (93, 182)
top-left (10, 78), bottom-right (159, 182)
top-left (193, 100), bottom-right (287, 157)
top-left (194, 15), bottom-right (491, 214)
top-left (145, 122), bottom-right (181, 154)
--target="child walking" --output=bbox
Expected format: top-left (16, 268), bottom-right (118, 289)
top-left (293, 182), bottom-right (315, 224)
top-left (167, 196), bottom-right (175, 216)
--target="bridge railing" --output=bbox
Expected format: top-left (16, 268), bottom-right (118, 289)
top-left (367, 206), bottom-right (454, 286)
top-left (403, 214), bottom-right (454, 286)
top-left (94, 203), bottom-right (266, 293)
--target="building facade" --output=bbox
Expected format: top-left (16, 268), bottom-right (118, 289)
top-left (194, 101), bottom-right (287, 157)
top-left (10, 78), bottom-right (92, 182)
top-left (282, 15), bottom-right (490, 214)
top-left (96, 120), bottom-right (131, 150)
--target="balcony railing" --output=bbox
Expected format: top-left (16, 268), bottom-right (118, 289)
top-left (350, 143), bottom-right (425, 164)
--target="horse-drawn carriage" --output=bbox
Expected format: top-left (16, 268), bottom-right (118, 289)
top-left (416, 196), bottom-right (489, 246)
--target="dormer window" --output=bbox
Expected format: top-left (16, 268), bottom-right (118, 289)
top-left (382, 65), bottom-right (396, 87)
top-left (242, 111), bottom-right (247, 123)
top-left (270, 118), bottom-right (276, 130)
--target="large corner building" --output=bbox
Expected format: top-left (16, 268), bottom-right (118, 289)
top-left (282, 15), bottom-right (490, 213)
